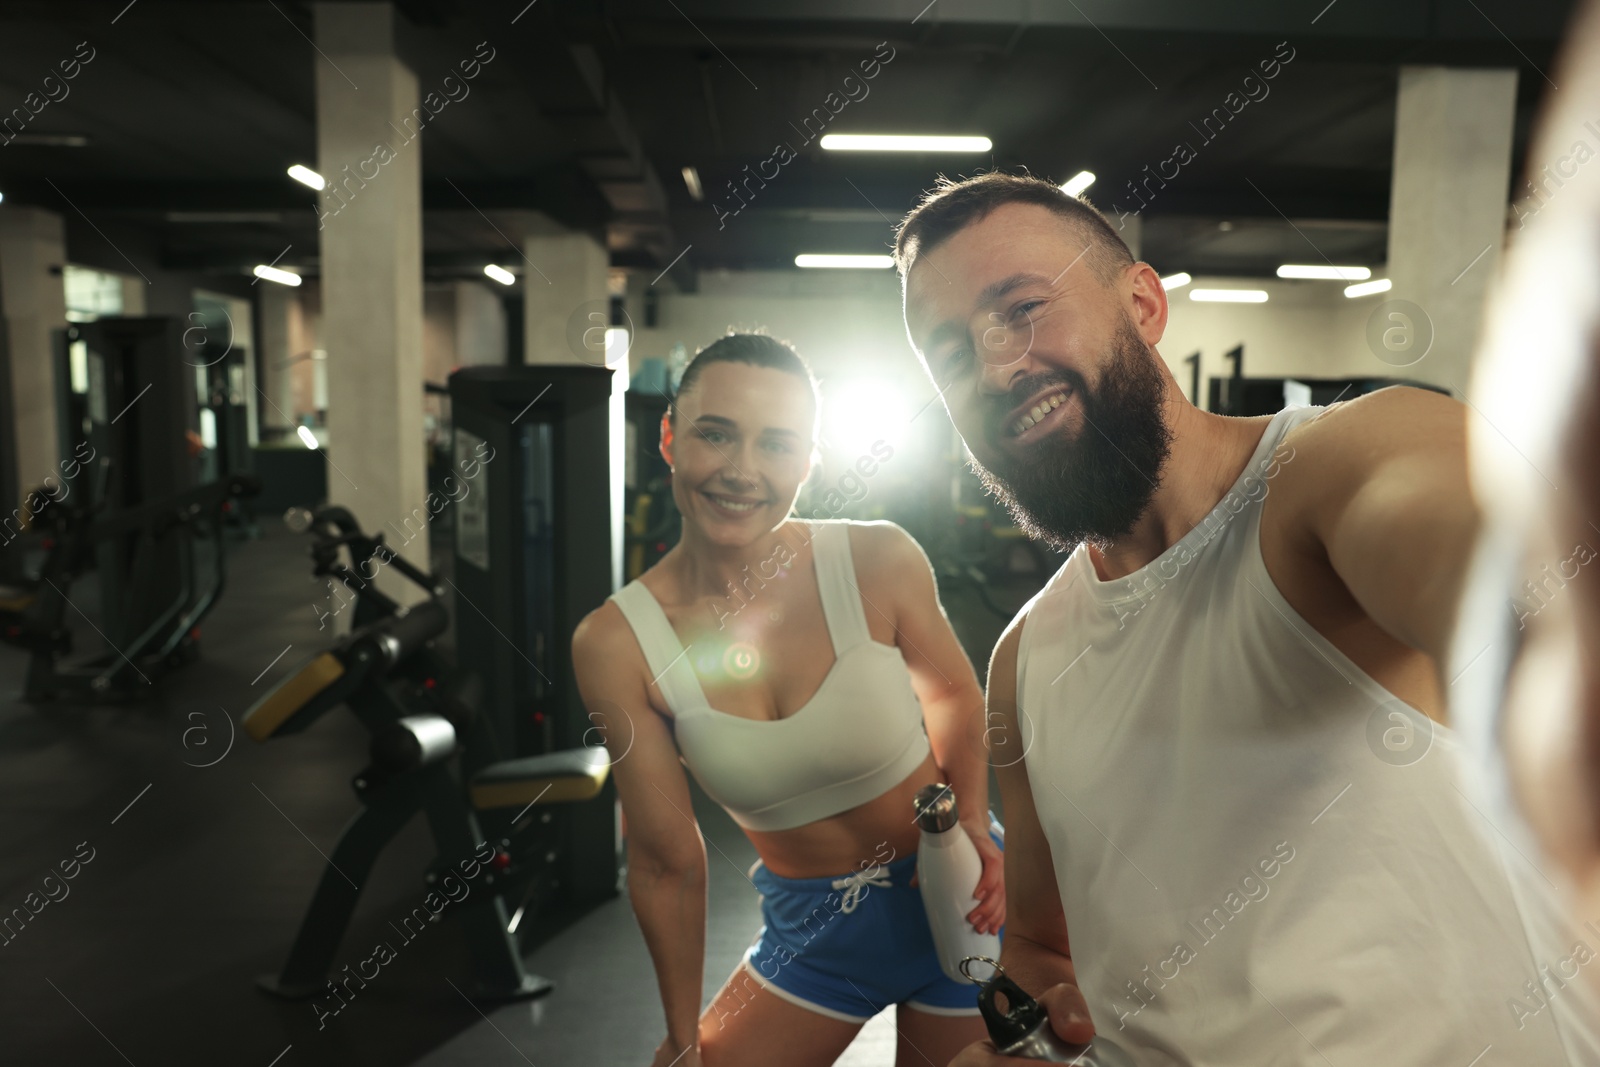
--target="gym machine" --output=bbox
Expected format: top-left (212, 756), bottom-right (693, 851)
top-left (245, 506), bottom-right (609, 1000)
top-left (3, 318), bottom-right (261, 701)
top-left (1205, 344), bottom-right (1451, 415)
top-left (3, 472), bottom-right (260, 701)
top-left (623, 390), bottom-right (677, 581)
top-left (447, 365), bottom-right (626, 906)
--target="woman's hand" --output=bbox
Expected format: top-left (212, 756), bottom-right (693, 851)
top-left (650, 1036), bottom-right (702, 1067)
top-left (964, 820), bottom-right (1006, 935)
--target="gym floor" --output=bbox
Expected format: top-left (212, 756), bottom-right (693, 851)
top-left (0, 525), bottom-right (1024, 1066)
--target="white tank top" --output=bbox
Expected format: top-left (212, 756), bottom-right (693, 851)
top-left (1015, 404), bottom-right (1600, 1065)
top-left (609, 520), bottom-right (931, 832)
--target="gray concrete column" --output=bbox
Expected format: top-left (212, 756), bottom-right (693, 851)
top-left (0, 206), bottom-right (67, 501)
top-left (1385, 66), bottom-right (1518, 391)
top-left (118, 275), bottom-right (147, 315)
top-left (256, 284), bottom-right (299, 440)
top-left (314, 1), bottom-right (427, 577)
top-left (453, 279), bottom-right (507, 367)
top-left (523, 217), bottom-right (608, 366)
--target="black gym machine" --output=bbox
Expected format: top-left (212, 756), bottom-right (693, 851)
top-left (1, 317), bottom-right (262, 701)
top-left (2, 471), bottom-right (260, 700)
top-left (245, 506), bottom-right (610, 1001)
top-left (247, 364), bottom-right (629, 1004)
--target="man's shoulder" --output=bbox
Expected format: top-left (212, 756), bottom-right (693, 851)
top-left (1281, 386), bottom-right (1461, 463)
top-left (1269, 387), bottom-right (1463, 506)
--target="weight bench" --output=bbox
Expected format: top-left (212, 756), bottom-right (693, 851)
top-left (247, 508), bottom-right (609, 1002)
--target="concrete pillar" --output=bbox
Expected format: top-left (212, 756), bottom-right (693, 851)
top-left (119, 275), bottom-right (147, 316)
top-left (256, 284), bottom-right (299, 441)
top-left (523, 217), bottom-right (608, 366)
top-left (0, 206), bottom-right (67, 500)
top-left (1384, 66), bottom-right (1517, 392)
top-left (453, 280), bottom-right (507, 367)
top-left (314, 1), bottom-right (427, 579)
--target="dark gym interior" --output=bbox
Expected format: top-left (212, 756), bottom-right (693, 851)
top-left (0, 2), bottom-right (1587, 1065)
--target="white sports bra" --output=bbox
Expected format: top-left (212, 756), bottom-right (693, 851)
top-left (608, 521), bottom-right (932, 832)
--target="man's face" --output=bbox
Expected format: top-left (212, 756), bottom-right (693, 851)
top-left (903, 202), bottom-right (1175, 551)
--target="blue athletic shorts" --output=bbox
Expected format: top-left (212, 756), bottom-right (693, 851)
top-left (738, 819), bottom-right (1005, 1023)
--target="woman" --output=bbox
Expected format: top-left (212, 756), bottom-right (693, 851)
top-left (572, 333), bottom-right (1004, 1067)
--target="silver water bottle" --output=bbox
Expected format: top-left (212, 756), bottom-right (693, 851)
top-left (965, 957), bottom-right (1137, 1066)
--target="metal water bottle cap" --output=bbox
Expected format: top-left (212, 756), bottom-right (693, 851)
top-left (913, 783), bottom-right (959, 832)
top-left (960, 956), bottom-right (1138, 1066)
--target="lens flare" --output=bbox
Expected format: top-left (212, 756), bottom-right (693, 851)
top-left (723, 643), bottom-right (760, 680)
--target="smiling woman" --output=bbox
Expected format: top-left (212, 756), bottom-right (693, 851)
top-left (571, 330), bottom-right (1005, 1067)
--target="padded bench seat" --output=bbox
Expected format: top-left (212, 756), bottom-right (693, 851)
top-left (0, 585), bottom-right (36, 614)
top-left (470, 746), bottom-right (611, 811)
top-left (242, 652), bottom-right (347, 741)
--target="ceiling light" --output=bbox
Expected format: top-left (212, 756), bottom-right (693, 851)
top-left (1344, 278), bottom-right (1392, 298)
top-left (1276, 264), bottom-right (1371, 281)
top-left (681, 166), bottom-right (704, 201)
top-left (253, 264), bottom-right (303, 287)
top-left (287, 164), bottom-right (326, 191)
top-left (7, 133), bottom-right (89, 147)
top-left (483, 264), bottom-right (516, 286)
top-left (1160, 272), bottom-right (1192, 290)
top-left (794, 254), bottom-right (895, 269)
top-left (296, 426), bottom-right (319, 450)
top-left (0, 191), bottom-right (5, 205)
top-left (818, 134), bottom-right (992, 153)
top-left (1060, 171), bottom-right (1096, 197)
top-left (1190, 289), bottom-right (1268, 303)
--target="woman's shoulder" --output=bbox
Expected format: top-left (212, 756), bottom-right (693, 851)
top-left (835, 518), bottom-right (917, 550)
top-left (832, 519), bottom-right (928, 575)
top-left (572, 590), bottom-right (640, 663)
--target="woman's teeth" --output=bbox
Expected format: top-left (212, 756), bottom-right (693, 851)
top-left (1010, 391), bottom-right (1070, 436)
top-left (708, 494), bottom-right (761, 512)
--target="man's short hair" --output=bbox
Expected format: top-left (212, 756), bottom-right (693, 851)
top-left (893, 171), bottom-right (1135, 287)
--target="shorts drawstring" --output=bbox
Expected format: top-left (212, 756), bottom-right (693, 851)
top-left (830, 863), bottom-right (893, 914)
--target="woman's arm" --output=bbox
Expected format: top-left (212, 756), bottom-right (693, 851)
top-left (857, 522), bottom-right (1003, 933)
top-left (573, 603), bottom-right (708, 1057)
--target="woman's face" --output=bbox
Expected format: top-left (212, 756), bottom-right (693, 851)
top-left (665, 361), bottom-right (817, 546)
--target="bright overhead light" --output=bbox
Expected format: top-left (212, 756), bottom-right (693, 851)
top-left (287, 164), bottom-right (326, 191)
top-left (1344, 278), bottom-right (1393, 298)
top-left (295, 425), bottom-right (319, 450)
top-left (1276, 264), bottom-right (1371, 281)
top-left (681, 166), bottom-right (704, 201)
top-left (794, 254), bottom-right (895, 269)
top-left (0, 191), bottom-right (5, 205)
top-left (1160, 272), bottom-right (1192, 290)
top-left (819, 134), bottom-right (992, 153)
top-left (483, 264), bottom-right (516, 286)
top-left (1060, 171), bottom-right (1096, 196)
top-left (1190, 288), bottom-right (1268, 303)
top-left (253, 264), bottom-right (303, 287)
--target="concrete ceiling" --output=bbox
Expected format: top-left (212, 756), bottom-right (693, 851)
top-left (0, 0), bottom-right (1577, 289)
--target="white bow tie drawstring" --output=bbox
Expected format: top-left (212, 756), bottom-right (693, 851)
top-left (830, 863), bottom-right (893, 914)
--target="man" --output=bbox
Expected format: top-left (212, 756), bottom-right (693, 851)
top-left (895, 172), bottom-right (1600, 1064)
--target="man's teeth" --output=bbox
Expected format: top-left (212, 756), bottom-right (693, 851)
top-left (710, 495), bottom-right (761, 512)
top-left (1011, 391), bottom-right (1070, 436)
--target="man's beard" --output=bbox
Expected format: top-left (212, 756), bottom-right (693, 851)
top-left (969, 317), bottom-right (1173, 553)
